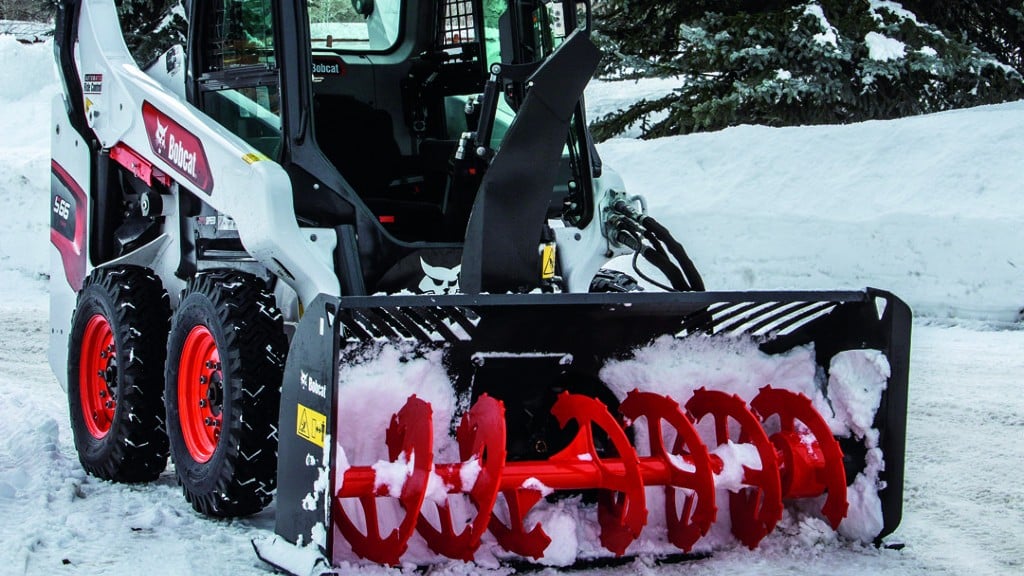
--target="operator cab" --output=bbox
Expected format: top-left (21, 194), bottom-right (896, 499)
top-left (304, 0), bottom-right (596, 239)
top-left (187, 0), bottom-right (599, 294)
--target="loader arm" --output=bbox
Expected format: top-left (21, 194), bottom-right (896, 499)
top-left (461, 29), bottom-right (603, 294)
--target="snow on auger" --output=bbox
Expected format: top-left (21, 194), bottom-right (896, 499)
top-left (49, 0), bottom-right (910, 571)
top-left (316, 385), bottom-right (845, 563)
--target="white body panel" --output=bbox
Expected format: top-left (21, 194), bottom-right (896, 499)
top-left (49, 96), bottom-right (93, 391)
top-left (75, 0), bottom-right (339, 307)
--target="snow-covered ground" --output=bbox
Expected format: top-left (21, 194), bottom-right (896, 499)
top-left (0, 36), bottom-right (1022, 575)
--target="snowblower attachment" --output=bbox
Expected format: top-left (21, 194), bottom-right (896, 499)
top-left (273, 289), bottom-right (910, 566)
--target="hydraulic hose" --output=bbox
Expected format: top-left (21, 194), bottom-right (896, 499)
top-left (614, 227), bottom-right (687, 291)
top-left (641, 215), bottom-right (705, 292)
top-left (640, 246), bottom-right (690, 291)
top-left (612, 200), bottom-right (706, 292)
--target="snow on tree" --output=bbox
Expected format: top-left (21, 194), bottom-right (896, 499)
top-left (592, 1), bottom-right (1024, 140)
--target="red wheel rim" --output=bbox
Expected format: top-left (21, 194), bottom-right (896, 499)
top-left (178, 325), bottom-right (223, 463)
top-left (79, 314), bottom-right (116, 439)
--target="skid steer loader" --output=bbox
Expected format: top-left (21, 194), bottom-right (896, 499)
top-left (49, 0), bottom-right (911, 570)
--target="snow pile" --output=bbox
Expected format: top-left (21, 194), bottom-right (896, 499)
top-left (828, 350), bottom-right (891, 542)
top-left (600, 335), bottom-right (824, 409)
top-left (602, 335), bottom-right (892, 550)
top-left (591, 93), bottom-right (1024, 324)
top-left (0, 36), bottom-right (56, 307)
top-left (331, 343), bottom-right (462, 566)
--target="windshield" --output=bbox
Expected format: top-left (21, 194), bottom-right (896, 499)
top-left (308, 0), bottom-right (402, 51)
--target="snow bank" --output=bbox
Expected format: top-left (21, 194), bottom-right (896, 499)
top-left (0, 36), bottom-right (57, 308)
top-left (590, 89), bottom-right (1024, 324)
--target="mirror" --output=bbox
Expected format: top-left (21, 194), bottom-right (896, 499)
top-left (351, 0), bottom-right (374, 17)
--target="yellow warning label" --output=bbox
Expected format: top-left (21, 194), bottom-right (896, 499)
top-left (242, 152), bottom-right (270, 165)
top-left (541, 244), bottom-right (557, 280)
top-left (296, 403), bottom-right (326, 448)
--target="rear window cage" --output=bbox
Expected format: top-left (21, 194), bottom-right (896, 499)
top-left (439, 0), bottom-right (483, 48)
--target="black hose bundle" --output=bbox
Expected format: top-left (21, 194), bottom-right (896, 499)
top-left (641, 215), bottom-right (705, 291)
top-left (612, 200), bottom-right (705, 292)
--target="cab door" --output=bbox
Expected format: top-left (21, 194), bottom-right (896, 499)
top-left (187, 0), bottom-right (283, 160)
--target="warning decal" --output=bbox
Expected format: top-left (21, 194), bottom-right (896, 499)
top-left (541, 244), bottom-right (557, 280)
top-left (296, 403), bottom-right (327, 448)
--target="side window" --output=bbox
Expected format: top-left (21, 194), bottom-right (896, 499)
top-left (205, 0), bottom-right (276, 71)
top-left (309, 0), bottom-right (402, 52)
top-left (199, 0), bottom-right (282, 159)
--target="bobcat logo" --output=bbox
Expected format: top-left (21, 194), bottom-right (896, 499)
top-left (418, 258), bottom-right (460, 295)
top-left (154, 119), bottom-right (169, 153)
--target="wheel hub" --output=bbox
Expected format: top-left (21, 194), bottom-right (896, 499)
top-left (80, 315), bottom-right (117, 439)
top-left (178, 326), bottom-right (223, 463)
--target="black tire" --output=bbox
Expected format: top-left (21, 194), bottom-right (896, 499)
top-left (67, 266), bottom-right (170, 482)
top-left (589, 268), bottom-right (643, 293)
top-left (165, 271), bottom-right (286, 517)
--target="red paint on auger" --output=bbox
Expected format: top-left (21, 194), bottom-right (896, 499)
top-left (333, 387), bottom-right (847, 564)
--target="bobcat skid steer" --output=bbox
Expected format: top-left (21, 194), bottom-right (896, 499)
top-left (49, 0), bottom-right (911, 570)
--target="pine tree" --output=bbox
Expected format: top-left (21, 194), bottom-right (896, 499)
top-left (116, 0), bottom-right (187, 67)
top-left (901, 0), bottom-right (1023, 73)
top-left (592, 1), bottom-right (1024, 140)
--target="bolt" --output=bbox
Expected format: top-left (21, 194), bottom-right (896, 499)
top-left (199, 375), bottom-right (207, 385)
top-left (204, 417), bottom-right (214, 426)
top-left (534, 439), bottom-right (548, 454)
top-left (99, 390), bottom-right (106, 398)
top-left (199, 399), bottom-right (207, 408)
top-left (105, 400), bottom-right (114, 409)
top-left (100, 350), bottom-right (108, 359)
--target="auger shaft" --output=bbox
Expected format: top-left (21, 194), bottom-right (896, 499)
top-left (338, 455), bottom-right (726, 498)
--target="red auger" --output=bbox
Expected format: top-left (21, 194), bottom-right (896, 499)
top-left (333, 386), bottom-right (848, 565)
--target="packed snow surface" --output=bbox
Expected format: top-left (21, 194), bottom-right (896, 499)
top-left (0, 36), bottom-right (1022, 575)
